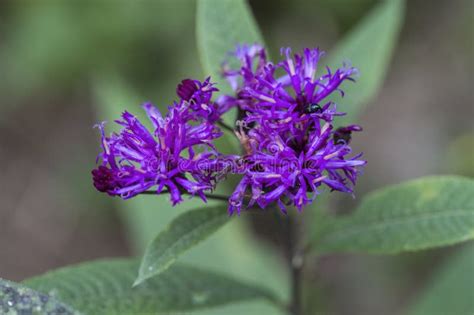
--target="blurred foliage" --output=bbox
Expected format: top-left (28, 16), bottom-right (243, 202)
top-left (405, 243), bottom-right (474, 315)
top-left (0, 0), bottom-right (199, 113)
top-left (324, 0), bottom-right (405, 127)
top-left (0, 0), bottom-right (400, 110)
top-left (318, 0), bottom-right (377, 32)
top-left (445, 133), bottom-right (474, 177)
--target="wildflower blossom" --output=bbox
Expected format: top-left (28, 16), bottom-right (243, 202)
top-left (221, 46), bottom-right (358, 132)
top-left (175, 77), bottom-right (224, 122)
top-left (92, 80), bottom-right (223, 205)
top-left (92, 47), bottom-right (366, 215)
top-left (227, 121), bottom-right (365, 214)
top-left (222, 45), bottom-right (365, 214)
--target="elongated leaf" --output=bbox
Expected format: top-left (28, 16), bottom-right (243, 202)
top-left (313, 176), bottom-right (474, 254)
top-left (405, 244), bottom-right (474, 315)
top-left (196, 0), bottom-right (261, 148)
top-left (196, 0), bottom-right (264, 95)
top-left (325, 0), bottom-right (405, 126)
top-left (0, 278), bottom-right (80, 315)
top-left (135, 206), bottom-right (230, 286)
top-left (24, 258), bottom-right (281, 315)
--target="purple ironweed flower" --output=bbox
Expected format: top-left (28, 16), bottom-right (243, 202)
top-left (222, 44), bottom-right (365, 214)
top-left (92, 96), bottom-right (222, 205)
top-left (92, 48), bottom-right (366, 215)
top-left (175, 77), bottom-right (224, 122)
top-left (222, 43), bottom-right (268, 93)
top-left (219, 44), bottom-right (268, 117)
top-left (228, 122), bottom-right (366, 214)
top-left (221, 45), bottom-right (357, 130)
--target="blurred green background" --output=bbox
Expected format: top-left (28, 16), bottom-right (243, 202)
top-left (0, 1), bottom-right (472, 314)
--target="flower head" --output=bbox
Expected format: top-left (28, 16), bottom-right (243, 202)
top-left (222, 45), bottom-right (365, 214)
top-left (222, 43), bottom-right (268, 92)
top-left (222, 47), bottom-right (357, 134)
top-left (92, 94), bottom-right (222, 205)
top-left (92, 47), bottom-right (366, 215)
top-left (175, 77), bottom-right (225, 122)
top-left (228, 121), bottom-right (365, 214)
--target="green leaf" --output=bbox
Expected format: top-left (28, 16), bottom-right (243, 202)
top-left (135, 206), bottom-right (230, 286)
top-left (313, 176), bottom-right (474, 254)
top-left (325, 0), bottom-right (405, 126)
top-left (196, 0), bottom-right (264, 95)
top-left (196, 0), bottom-right (265, 130)
top-left (24, 258), bottom-right (281, 315)
top-left (405, 244), bottom-right (474, 315)
top-left (0, 278), bottom-right (80, 315)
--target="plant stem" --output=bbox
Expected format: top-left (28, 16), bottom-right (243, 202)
top-left (140, 190), bottom-right (270, 215)
top-left (140, 190), bottom-right (229, 201)
top-left (217, 120), bottom-right (235, 133)
top-left (285, 214), bottom-right (304, 315)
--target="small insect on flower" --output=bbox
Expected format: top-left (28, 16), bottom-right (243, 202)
top-left (234, 120), bottom-right (255, 155)
top-left (333, 125), bottom-right (363, 145)
top-left (303, 103), bottom-right (323, 114)
top-left (220, 44), bottom-right (366, 214)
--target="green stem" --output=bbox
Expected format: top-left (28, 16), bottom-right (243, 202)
top-left (140, 190), bottom-right (229, 201)
top-left (217, 120), bottom-right (235, 133)
top-left (285, 214), bottom-right (304, 315)
top-left (140, 191), bottom-right (267, 215)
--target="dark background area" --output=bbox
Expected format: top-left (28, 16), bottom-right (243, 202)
top-left (0, 1), bottom-right (472, 314)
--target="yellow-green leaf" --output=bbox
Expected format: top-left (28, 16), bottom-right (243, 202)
top-left (313, 176), bottom-right (474, 254)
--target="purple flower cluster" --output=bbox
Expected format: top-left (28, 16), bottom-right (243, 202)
top-left (221, 44), bottom-right (365, 213)
top-left (92, 85), bottom-right (222, 205)
top-left (93, 44), bottom-right (366, 214)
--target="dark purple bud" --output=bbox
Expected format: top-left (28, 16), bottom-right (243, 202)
top-left (92, 166), bottom-right (118, 193)
top-left (177, 79), bottom-right (198, 101)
